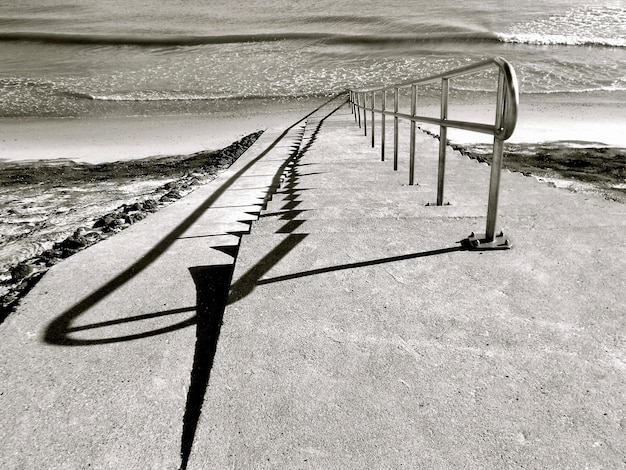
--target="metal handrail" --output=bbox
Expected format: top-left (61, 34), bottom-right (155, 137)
top-left (347, 56), bottom-right (519, 249)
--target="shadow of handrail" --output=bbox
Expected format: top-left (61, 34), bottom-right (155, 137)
top-left (43, 93), bottom-right (345, 346)
top-left (179, 264), bottom-right (234, 470)
top-left (257, 246), bottom-right (466, 286)
top-left (177, 101), bottom-right (348, 470)
top-left (227, 104), bottom-right (343, 304)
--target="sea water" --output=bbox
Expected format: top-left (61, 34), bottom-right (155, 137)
top-left (1, 0), bottom-right (625, 280)
top-left (0, 0), bottom-right (625, 118)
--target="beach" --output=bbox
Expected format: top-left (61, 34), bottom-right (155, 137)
top-left (1, 0), bottom-right (625, 320)
top-left (1, 2), bottom-right (625, 467)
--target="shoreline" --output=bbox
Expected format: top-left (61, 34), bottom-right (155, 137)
top-left (453, 141), bottom-right (626, 204)
top-left (418, 96), bottom-right (626, 148)
top-left (0, 112), bottom-right (301, 164)
top-left (415, 95), bottom-right (626, 202)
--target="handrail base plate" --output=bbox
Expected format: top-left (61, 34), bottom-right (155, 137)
top-left (464, 232), bottom-right (512, 251)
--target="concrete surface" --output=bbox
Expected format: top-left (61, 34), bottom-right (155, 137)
top-left (0, 113), bottom-right (312, 469)
top-left (1, 98), bottom-right (625, 469)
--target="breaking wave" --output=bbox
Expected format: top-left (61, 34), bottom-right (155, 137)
top-left (498, 33), bottom-right (626, 48)
top-left (0, 30), bottom-right (500, 47)
top-left (2, 30), bottom-right (624, 49)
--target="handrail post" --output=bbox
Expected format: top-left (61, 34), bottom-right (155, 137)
top-left (393, 87), bottom-right (399, 171)
top-left (381, 91), bottom-right (386, 161)
top-left (371, 91), bottom-right (375, 148)
top-left (485, 71), bottom-right (507, 242)
top-left (486, 137), bottom-right (504, 242)
top-left (437, 78), bottom-right (449, 206)
top-left (409, 84), bottom-right (417, 185)
top-left (363, 92), bottom-right (367, 136)
top-left (357, 92), bottom-right (362, 128)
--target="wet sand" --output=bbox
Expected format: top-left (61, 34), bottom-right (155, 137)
top-left (415, 95), bottom-right (626, 202)
top-left (0, 109), bottom-right (307, 164)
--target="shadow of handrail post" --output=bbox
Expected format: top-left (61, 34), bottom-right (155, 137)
top-left (179, 264), bottom-right (234, 470)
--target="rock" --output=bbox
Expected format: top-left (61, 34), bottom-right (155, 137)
top-left (160, 190), bottom-right (182, 203)
top-left (93, 214), bottom-right (118, 229)
top-left (1, 292), bottom-right (19, 308)
top-left (40, 249), bottom-right (63, 265)
top-left (123, 202), bottom-right (143, 213)
top-left (56, 235), bottom-right (89, 250)
top-left (59, 247), bottom-right (80, 258)
top-left (83, 232), bottom-right (102, 243)
top-left (73, 227), bottom-right (89, 237)
top-left (142, 199), bottom-right (158, 212)
top-left (163, 181), bottom-right (180, 190)
top-left (124, 212), bottom-right (147, 224)
top-left (10, 264), bottom-right (33, 281)
top-left (98, 214), bottom-right (125, 229)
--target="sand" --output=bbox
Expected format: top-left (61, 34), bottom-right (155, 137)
top-left (0, 113), bottom-right (301, 163)
top-left (2, 93), bottom-right (624, 164)
top-left (417, 94), bottom-right (626, 148)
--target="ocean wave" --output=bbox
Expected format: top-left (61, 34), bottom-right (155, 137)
top-left (63, 91), bottom-right (335, 102)
top-left (0, 31), bottom-right (322, 46)
top-left (452, 84), bottom-right (626, 95)
top-left (0, 30), bottom-right (502, 47)
top-left (49, 84), bottom-right (626, 105)
top-left (82, 92), bottom-right (246, 102)
top-left (3, 29), bottom-right (625, 50)
top-left (524, 85), bottom-right (626, 95)
top-left (498, 32), bottom-right (626, 48)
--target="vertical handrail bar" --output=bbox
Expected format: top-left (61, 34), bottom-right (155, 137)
top-left (409, 84), bottom-right (417, 185)
top-left (371, 91), bottom-right (375, 148)
top-left (485, 71), bottom-right (507, 242)
top-left (437, 78), bottom-right (450, 206)
top-left (357, 92), bottom-right (362, 128)
top-left (381, 91), bottom-right (386, 161)
top-left (393, 87), bottom-right (399, 171)
top-left (363, 92), bottom-right (367, 136)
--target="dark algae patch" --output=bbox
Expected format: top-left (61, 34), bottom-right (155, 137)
top-left (0, 133), bottom-right (261, 187)
top-left (452, 141), bottom-right (626, 203)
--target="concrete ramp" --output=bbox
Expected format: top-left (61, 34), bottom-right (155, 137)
top-left (1, 100), bottom-right (625, 469)
top-left (186, 107), bottom-right (626, 468)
